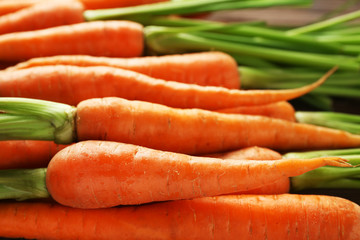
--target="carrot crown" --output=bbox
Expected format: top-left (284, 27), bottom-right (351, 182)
top-left (0, 98), bottom-right (76, 144)
top-left (0, 168), bottom-right (49, 201)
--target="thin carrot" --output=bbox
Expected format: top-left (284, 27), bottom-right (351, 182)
top-left (79, 0), bottom-right (169, 10)
top-left (0, 140), bottom-right (67, 169)
top-left (45, 140), bottom-right (351, 207)
top-left (0, 194), bottom-right (359, 240)
top-left (0, 20), bottom-right (144, 62)
top-left (206, 146), bottom-right (290, 195)
top-left (216, 101), bottom-right (296, 121)
top-left (0, 0), bottom-right (45, 16)
top-left (0, 1), bottom-right (84, 35)
top-left (75, 97), bottom-right (360, 154)
top-left (6, 51), bottom-right (241, 89)
top-left (0, 65), bottom-right (333, 109)
top-left (4, 96), bottom-right (360, 154)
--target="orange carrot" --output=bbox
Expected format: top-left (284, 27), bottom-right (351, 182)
top-left (6, 51), bottom-right (241, 89)
top-left (0, 65), bottom-right (331, 109)
top-left (75, 97), bottom-right (360, 154)
top-left (79, 0), bottom-right (169, 10)
top-left (0, 194), bottom-right (359, 240)
top-left (0, 20), bottom-right (144, 62)
top-left (0, 140), bottom-right (67, 169)
top-left (0, 1), bottom-right (84, 35)
top-left (216, 101), bottom-right (296, 121)
top-left (0, 0), bottom-right (46, 16)
top-left (207, 146), bottom-right (290, 194)
top-left (45, 140), bottom-right (350, 208)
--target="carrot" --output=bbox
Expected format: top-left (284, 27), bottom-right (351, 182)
top-left (75, 97), bottom-right (360, 154)
top-left (206, 146), bottom-right (290, 195)
top-left (6, 51), bottom-right (241, 89)
top-left (0, 0), bottom-right (45, 16)
top-left (79, 0), bottom-right (169, 10)
top-left (4, 96), bottom-right (360, 154)
top-left (0, 194), bottom-right (359, 240)
top-left (216, 101), bottom-right (296, 121)
top-left (0, 1), bottom-right (84, 35)
top-left (0, 65), bottom-right (332, 109)
top-left (0, 20), bottom-right (144, 62)
top-left (0, 140), bottom-right (341, 208)
top-left (0, 140), bottom-right (67, 169)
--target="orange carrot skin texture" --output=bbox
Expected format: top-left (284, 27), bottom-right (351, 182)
top-left (46, 140), bottom-right (349, 208)
top-left (0, 140), bottom-right (67, 169)
top-left (217, 101), bottom-right (296, 121)
top-left (0, 21), bottom-right (144, 62)
top-left (80, 0), bottom-right (169, 9)
top-left (211, 146), bottom-right (290, 194)
top-left (0, 65), bottom-right (326, 109)
top-left (0, 0), bottom-right (45, 16)
top-left (0, 1), bottom-right (84, 35)
top-left (1, 194), bottom-right (359, 240)
top-left (76, 97), bottom-right (360, 154)
top-left (7, 51), bottom-right (241, 89)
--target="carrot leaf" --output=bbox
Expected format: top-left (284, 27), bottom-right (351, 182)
top-left (0, 168), bottom-right (49, 201)
top-left (0, 98), bottom-right (76, 144)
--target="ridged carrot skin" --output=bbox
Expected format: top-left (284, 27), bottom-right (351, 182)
top-left (1, 194), bottom-right (357, 240)
top-left (79, 0), bottom-right (168, 9)
top-left (0, 65), bottom-right (329, 109)
top-left (6, 52), bottom-right (241, 89)
top-left (216, 101), bottom-right (296, 121)
top-left (46, 140), bottom-right (350, 208)
top-left (0, 1), bottom-right (84, 35)
top-left (76, 97), bottom-right (360, 154)
top-left (0, 140), bottom-right (67, 169)
top-left (0, 21), bottom-right (144, 62)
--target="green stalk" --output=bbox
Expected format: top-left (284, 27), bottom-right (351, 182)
top-left (0, 98), bottom-right (76, 144)
top-left (145, 27), bottom-right (360, 71)
top-left (295, 111), bottom-right (360, 134)
top-left (283, 149), bottom-right (360, 191)
top-left (287, 9), bottom-right (360, 35)
top-left (84, 0), bottom-right (311, 22)
top-left (0, 168), bottom-right (49, 201)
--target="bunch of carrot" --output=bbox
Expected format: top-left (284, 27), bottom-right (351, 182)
top-left (1, 1), bottom-right (360, 239)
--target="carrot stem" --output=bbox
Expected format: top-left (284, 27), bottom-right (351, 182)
top-left (0, 98), bottom-right (76, 143)
top-left (0, 168), bottom-right (49, 201)
top-left (287, 9), bottom-right (360, 35)
top-left (145, 26), bottom-right (360, 71)
top-left (83, 0), bottom-right (312, 21)
top-left (295, 111), bottom-right (360, 134)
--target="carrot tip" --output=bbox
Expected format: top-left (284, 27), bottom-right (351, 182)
top-left (324, 156), bottom-right (352, 167)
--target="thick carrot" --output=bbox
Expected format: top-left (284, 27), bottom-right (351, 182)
top-left (0, 20), bottom-right (144, 62)
top-left (79, 0), bottom-right (169, 10)
top-left (0, 194), bottom-right (359, 240)
top-left (216, 101), bottom-right (296, 121)
top-left (44, 140), bottom-right (350, 208)
top-left (0, 65), bottom-right (332, 109)
top-left (6, 51), bottom-right (241, 89)
top-left (0, 1), bottom-right (84, 35)
top-left (75, 97), bottom-right (360, 154)
top-left (0, 140), bottom-right (67, 169)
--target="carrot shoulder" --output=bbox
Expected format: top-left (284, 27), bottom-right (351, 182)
top-left (0, 65), bottom-right (332, 109)
top-left (0, 194), bottom-right (359, 240)
top-left (0, 20), bottom-right (144, 62)
top-left (45, 140), bottom-right (350, 208)
top-left (0, 1), bottom-right (84, 35)
top-left (79, 0), bottom-right (169, 10)
top-left (6, 51), bottom-right (241, 89)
